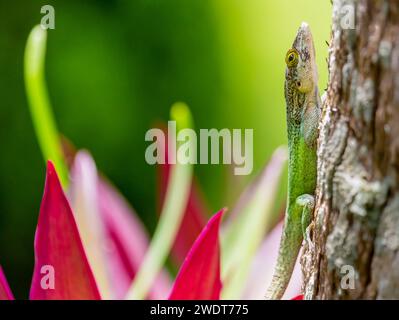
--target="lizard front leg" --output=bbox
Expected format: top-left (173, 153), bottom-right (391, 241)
top-left (296, 194), bottom-right (315, 239)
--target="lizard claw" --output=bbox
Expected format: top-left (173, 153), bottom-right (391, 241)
top-left (304, 223), bottom-right (315, 249)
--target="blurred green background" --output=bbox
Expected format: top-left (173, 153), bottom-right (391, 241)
top-left (0, 0), bottom-right (330, 298)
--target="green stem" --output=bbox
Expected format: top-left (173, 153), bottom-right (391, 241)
top-left (24, 25), bottom-right (69, 187)
top-left (126, 102), bottom-right (194, 300)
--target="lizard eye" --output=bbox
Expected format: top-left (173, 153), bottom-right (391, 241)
top-left (285, 49), bottom-right (299, 67)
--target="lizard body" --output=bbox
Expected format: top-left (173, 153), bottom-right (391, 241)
top-left (265, 22), bottom-right (321, 300)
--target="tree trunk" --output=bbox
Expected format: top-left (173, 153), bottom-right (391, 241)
top-left (302, 0), bottom-right (399, 299)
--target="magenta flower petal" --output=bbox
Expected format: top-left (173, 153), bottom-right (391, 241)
top-left (169, 209), bottom-right (225, 300)
top-left (98, 178), bottom-right (171, 299)
top-left (157, 125), bottom-right (208, 264)
top-left (0, 266), bottom-right (14, 300)
top-left (292, 294), bottom-right (304, 300)
top-left (30, 161), bottom-right (101, 300)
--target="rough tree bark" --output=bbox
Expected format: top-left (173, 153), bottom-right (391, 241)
top-left (302, 0), bottom-right (399, 299)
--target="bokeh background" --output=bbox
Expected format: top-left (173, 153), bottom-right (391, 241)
top-left (0, 0), bottom-right (330, 298)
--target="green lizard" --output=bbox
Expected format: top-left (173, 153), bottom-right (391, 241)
top-left (265, 22), bottom-right (321, 300)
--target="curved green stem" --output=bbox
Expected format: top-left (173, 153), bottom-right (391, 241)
top-left (24, 25), bottom-right (68, 187)
top-left (126, 102), bottom-right (194, 300)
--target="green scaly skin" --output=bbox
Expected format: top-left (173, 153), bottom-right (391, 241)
top-left (265, 22), bottom-right (321, 300)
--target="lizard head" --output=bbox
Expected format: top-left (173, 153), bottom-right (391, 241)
top-left (285, 22), bottom-right (318, 94)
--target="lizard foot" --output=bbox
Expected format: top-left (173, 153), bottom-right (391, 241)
top-left (296, 194), bottom-right (315, 240)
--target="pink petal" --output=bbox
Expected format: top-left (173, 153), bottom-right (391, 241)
top-left (169, 209), bottom-right (225, 300)
top-left (241, 221), bottom-right (302, 300)
top-left (157, 125), bottom-right (208, 264)
top-left (98, 178), bottom-right (171, 299)
top-left (30, 161), bottom-right (101, 300)
top-left (69, 151), bottom-right (111, 298)
top-left (292, 294), bottom-right (304, 300)
top-left (0, 266), bottom-right (14, 300)
top-left (61, 140), bottom-right (172, 298)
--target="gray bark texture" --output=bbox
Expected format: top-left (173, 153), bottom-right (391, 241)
top-left (302, 0), bottom-right (399, 299)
